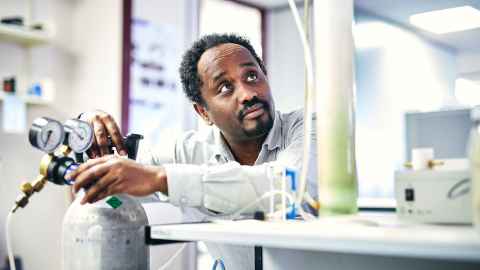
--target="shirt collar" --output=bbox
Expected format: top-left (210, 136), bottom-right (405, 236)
top-left (212, 126), bottom-right (234, 162)
top-left (211, 110), bottom-right (281, 160)
top-left (262, 110), bottom-right (282, 151)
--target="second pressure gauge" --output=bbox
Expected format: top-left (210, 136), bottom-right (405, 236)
top-left (29, 117), bottom-right (65, 153)
top-left (64, 119), bottom-right (94, 153)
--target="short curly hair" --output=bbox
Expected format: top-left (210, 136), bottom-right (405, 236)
top-left (179, 33), bottom-right (266, 106)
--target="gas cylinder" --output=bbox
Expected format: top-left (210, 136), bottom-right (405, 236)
top-left (62, 193), bottom-right (149, 270)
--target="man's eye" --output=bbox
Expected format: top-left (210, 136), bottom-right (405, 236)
top-left (219, 83), bottom-right (233, 94)
top-left (246, 72), bottom-right (258, 82)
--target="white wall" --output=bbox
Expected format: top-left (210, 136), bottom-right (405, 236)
top-left (0, 1), bottom-right (75, 270)
top-left (265, 6), bottom-right (307, 113)
top-left (69, 0), bottom-right (123, 120)
top-left (457, 49), bottom-right (480, 81)
top-left (0, 1), bottom-right (122, 270)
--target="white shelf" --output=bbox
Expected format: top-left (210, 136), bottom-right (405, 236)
top-left (0, 23), bottom-right (51, 46)
top-left (0, 93), bottom-right (51, 105)
top-left (22, 95), bottom-right (51, 105)
top-left (149, 213), bottom-right (480, 262)
top-left (0, 23), bottom-right (53, 105)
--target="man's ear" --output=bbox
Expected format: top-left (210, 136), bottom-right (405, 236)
top-left (193, 102), bottom-right (213, 125)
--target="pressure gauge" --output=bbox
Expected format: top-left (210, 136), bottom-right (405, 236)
top-left (29, 117), bottom-right (65, 153)
top-left (64, 119), bottom-right (94, 153)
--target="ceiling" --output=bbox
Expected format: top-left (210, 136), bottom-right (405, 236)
top-left (354, 0), bottom-right (480, 52)
top-left (242, 0), bottom-right (480, 53)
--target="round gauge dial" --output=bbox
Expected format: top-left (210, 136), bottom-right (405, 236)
top-left (64, 119), bottom-right (94, 153)
top-left (29, 117), bottom-right (65, 153)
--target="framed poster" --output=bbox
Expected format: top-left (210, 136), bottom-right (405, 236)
top-left (124, 16), bottom-right (185, 157)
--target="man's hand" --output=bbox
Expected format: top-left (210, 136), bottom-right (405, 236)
top-left (81, 110), bottom-right (127, 158)
top-left (65, 155), bottom-right (168, 204)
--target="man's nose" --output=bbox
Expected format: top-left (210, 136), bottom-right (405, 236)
top-left (237, 84), bottom-right (258, 105)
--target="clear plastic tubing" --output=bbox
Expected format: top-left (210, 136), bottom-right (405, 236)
top-left (6, 210), bottom-right (17, 270)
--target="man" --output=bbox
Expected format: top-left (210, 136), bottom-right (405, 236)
top-left (67, 33), bottom-right (317, 270)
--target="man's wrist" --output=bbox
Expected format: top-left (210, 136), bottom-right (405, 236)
top-left (151, 165), bottom-right (168, 195)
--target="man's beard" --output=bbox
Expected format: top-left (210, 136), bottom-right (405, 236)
top-left (238, 97), bottom-right (274, 138)
top-left (243, 113), bottom-right (274, 138)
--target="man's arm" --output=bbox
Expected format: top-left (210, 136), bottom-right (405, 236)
top-left (68, 111), bottom-right (316, 214)
top-left (66, 155), bottom-right (168, 204)
top-left (161, 111), bottom-right (317, 213)
top-left (66, 155), bottom-right (274, 213)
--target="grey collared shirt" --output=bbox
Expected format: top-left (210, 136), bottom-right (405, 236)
top-left (140, 109), bottom-right (317, 270)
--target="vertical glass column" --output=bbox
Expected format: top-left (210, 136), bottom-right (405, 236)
top-left (314, 0), bottom-right (358, 215)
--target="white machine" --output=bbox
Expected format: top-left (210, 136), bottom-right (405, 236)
top-left (395, 161), bottom-right (471, 224)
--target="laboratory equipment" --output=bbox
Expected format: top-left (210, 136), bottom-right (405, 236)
top-left (14, 118), bottom-right (144, 211)
top-left (395, 165), bottom-right (471, 224)
top-left (286, 0), bottom-right (317, 217)
top-left (405, 109), bottom-right (471, 161)
top-left (63, 193), bottom-right (149, 270)
top-left (8, 116), bottom-right (149, 270)
top-left (404, 148), bottom-right (445, 171)
top-left (61, 131), bottom-right (148, 270)
top-left (314, 0), bottom-right (358, 215)
top-left (469, 106), bottom-right (480, 230)
top-left (268, 166), bottom-right (298, 220)
top-left (28, 117), bottom-right (65, 153)
top-left (64, 119), bottom-right (94, 153)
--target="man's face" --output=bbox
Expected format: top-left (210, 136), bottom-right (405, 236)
top-left (196, 43), bottom-right (274, 142)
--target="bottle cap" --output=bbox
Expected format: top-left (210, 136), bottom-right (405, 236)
top-left (471, 106), bottom-right (480, 122)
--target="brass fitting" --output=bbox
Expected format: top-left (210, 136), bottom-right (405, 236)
top-left (428, 160), bottom-right (445, 169)
top-left (32, 175), bottom-right (47, 192)
top-left (310, 200), bottom-right (320, 211)
top-left (12, 176), bottom-right (47, 213)
top-left (13, 194), bottom-right (29, 213)
top-left (39, 154), bottom-right (53, 177)
top-left (404, 160), bottom-right (445, 169)
top-left (13, 182), bottom-right (33, 213)
top-left (20, 182), bottom-right (34, 196)
top-left (59, 145), bottom-right (72, 156)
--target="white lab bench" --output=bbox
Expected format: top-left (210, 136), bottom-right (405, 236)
top-left (147, 212), bottom-right (480, 270)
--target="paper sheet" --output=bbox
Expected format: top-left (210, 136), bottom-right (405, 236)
top-left (129, 19), bottom-right (183, 153)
